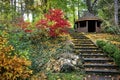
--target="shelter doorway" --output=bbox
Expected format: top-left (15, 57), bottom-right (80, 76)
top-left (88, 20), bottom-right (96, 32)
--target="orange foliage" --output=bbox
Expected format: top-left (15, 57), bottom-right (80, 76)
top-left (0, 35), bottom-right (32, 80)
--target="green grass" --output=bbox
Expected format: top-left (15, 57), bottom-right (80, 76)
top-left (47, 72), bottom-right (84, 80)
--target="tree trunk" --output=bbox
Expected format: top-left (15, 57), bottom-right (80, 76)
top-left (92, 0), bottom-right (98, 9)
top-left (72, 0), bottom-right (76, 22)
top-left (43, 0), bottom-right (48, 13)
top-left (14, 0), bottom-right (16, 19)
top-left (20, 0), bottom-right (24, 17)
top-left (78, 0), bottom-right (80, 19)
top-left (114, 0), bottom-right (119, 26)
top-left (86, 0), bottom-right (93, 13)
top-left (10, 0), bottom-right (13, 20)
top-left (118, 0), bottom-right (120, 25)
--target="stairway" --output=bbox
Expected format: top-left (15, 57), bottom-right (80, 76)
top-left (71, 33), bottom-right (120, 80)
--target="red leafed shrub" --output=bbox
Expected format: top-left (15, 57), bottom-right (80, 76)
top-left (16, 17), bottom-right (32, 33)
top-left (36, 19), bottom-right (48, 29)
top-left (36, 9), bottom-right (70, 37)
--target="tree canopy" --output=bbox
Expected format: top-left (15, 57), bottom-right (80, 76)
top-left (0, 0), bottom-right (120, 27)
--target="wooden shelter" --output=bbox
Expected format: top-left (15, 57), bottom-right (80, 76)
top-left (74, 12), bottom-right (102, 32)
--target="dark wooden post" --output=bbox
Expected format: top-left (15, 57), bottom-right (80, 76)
top-left (95, 21), bottom-right (97, 32)
top-left (86, 21), bottom-right (88, 32)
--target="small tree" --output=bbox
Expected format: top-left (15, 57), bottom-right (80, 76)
top-left (36, 9), bottom-right (70, 38)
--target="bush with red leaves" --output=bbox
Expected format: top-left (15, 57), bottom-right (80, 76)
top-left (36, 9), bottom-right (70, 37)
top-left (16, 17), bottom-right (32, 33)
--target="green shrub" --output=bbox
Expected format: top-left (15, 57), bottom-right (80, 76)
top-left (96, 40), bottom-right (106, 48)
top-left (8, 31), bottom-right (31, 59)
top-left (96, 40), bottom-right (120, 67)
top-left (113, 49), bottom-right (120, 67)
top-left (30, 30), bottom-right (50, 44)
top-left (103, 43), bottom-right (117, 56)
top-left (104, 26), bottom-right (120, 34)
top-left (104, 26), bottom-right (117, 34)
top-left (0, 24), bottom-right (5, 30)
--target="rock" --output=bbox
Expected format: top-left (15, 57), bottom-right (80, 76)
top-left (59, 53), bottom-right (79, 60)
top-left (72, 60), bottom-right (77, 65)
top-left (59, 58), bottom-right (71, 64)
top-left (76, 60), bottom-right (84, 68)
top-left (58, 53), bottom-right (83, 72)
top-left (46, 53), bottom-right (83, 73)
top-left (60, 63), bottom-right (75, 73)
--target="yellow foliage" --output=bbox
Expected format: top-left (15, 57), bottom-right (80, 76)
top-left (85, 33), bottom-right (120, 43)
top-left (0, 33), bottom-right (32, 80)
top-left (46, 58), bottom-right (61, 72)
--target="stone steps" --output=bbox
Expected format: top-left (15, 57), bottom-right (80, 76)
top-left (85, 69), bottom-right (120, 74)
top-left (78, 50), bottom-right (103, 53)
top-left (73, 39), bottom-right (91, 41)
top-left (74, 46), bottom-right (97, 48)
top-left (80, 53), bottom-right (107, 57)
top-left (74, 47), bottom-right (99, 49)
top-left (78, 48), bottom-right (102, 50)
top-left (73, 42), bottom-right (94, 44)
top-left (84, 64), bottom-right (118, 68)
top-left (74, 44), bottom-right (95, 46)
top-left (72, 37), bottom-right (89, 39)
top-left (71, 33), bottom-right (120, 76)
top-left (83, 58), bottom-right (113, 62)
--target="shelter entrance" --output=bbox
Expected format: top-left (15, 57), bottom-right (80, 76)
top-left (88, 20), bottom-right (96, 32)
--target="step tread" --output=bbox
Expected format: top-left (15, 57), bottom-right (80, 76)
top-left (73, 39), bottom-right (91, 41)
top-left (81, 53), bottom-right (107, 56)
top-left (84, 58), bottom-right (112, 60)
top-left (79, 50), bottom-right (103, 52)
top-left (84, 64), bottom-right (118, 67)
top-left (74, 46), bottom-right (100, 49)
top-left (75, 44), bottom-right (95, 46)
top-left (74, 47), bottom-right (99, 49)
top-left (74, 46), bottom-right (97, 48)
top-left (85, 69), bottom-right (120, 73)
top-left (73, 40), bottom-right (92, 41)
top-left (73, 41), bottom-right (93, 44)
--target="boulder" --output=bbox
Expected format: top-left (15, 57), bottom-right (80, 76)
top-left (46, 53), bottom-right (83, 73)
top-left (60, 63), bottom-right (75, 73)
